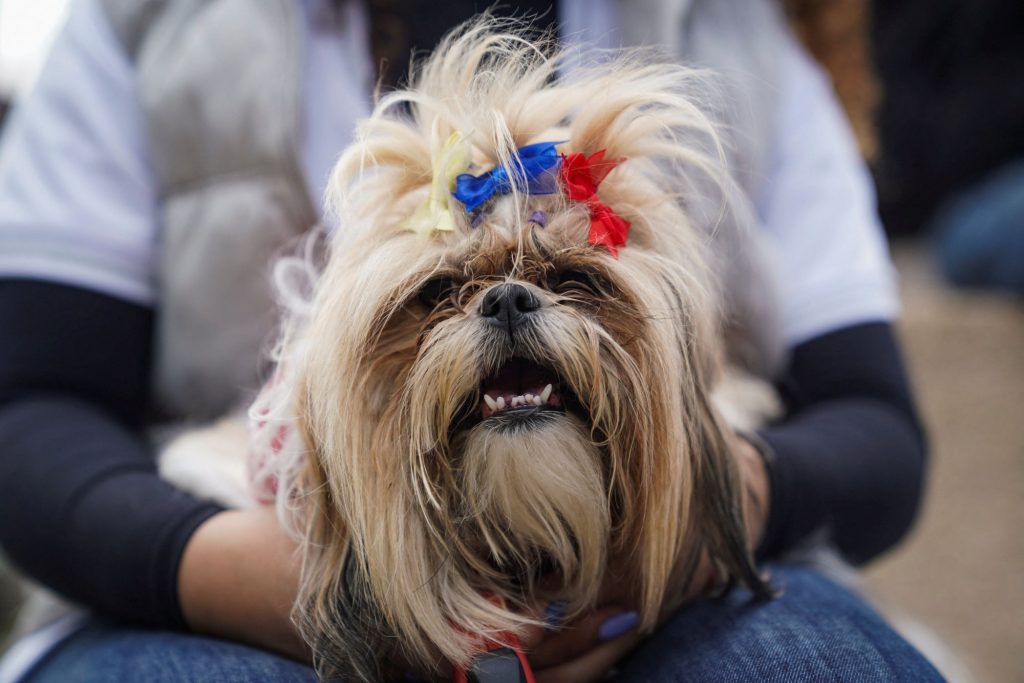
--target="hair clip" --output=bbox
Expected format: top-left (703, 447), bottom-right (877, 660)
top-left (403, 132), bottom-right (471, 236)
top-left (561, 150), bottom-right (630, 257)
top-left (529, 210), bottom-right (548, 228)
top-left (453, 141), bottom-right (562, 213)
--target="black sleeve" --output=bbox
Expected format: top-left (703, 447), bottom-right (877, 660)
top-left (0, 279), bottom-right (223, 629)
top-left (756, 321), bottom-right (927, 565)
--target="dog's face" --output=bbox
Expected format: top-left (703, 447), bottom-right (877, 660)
top-left (282, 23), bottom-right (769, 682)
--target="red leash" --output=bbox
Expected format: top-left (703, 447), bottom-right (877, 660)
top-left (451, 596), bottom-right (537, 683)
top-left (452, 630), bottom-right (536, 683)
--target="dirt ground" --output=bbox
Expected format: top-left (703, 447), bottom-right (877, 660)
top-left (863, 243), bottom-right (1024, 683)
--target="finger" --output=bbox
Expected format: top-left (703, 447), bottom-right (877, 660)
top-left (514, 600), bottom-right (574, 651)
top-left (527, 606), bottom-right (639, 670)
top-left (535, 629), bottom-right (645, 683)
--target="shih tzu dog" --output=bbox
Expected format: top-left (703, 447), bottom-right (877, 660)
top-left (160, 19), bottom-right (781, 682)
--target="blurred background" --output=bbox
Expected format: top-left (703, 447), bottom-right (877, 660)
top-left (1, 1), bottom-right (1021, 682)
top-left (0, 0), bottom-right (72, 661)
top-left (0, 0), bottom-right (69, 106)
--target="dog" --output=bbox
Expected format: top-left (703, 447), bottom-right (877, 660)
top-left (159, 20), bottom-right (781, 681)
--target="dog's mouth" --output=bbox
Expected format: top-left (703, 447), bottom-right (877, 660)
top-left (478, 357), bottom-right (564, 422)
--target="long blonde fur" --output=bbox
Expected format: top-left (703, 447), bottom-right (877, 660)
top-left (266, 18), bottom-right (770, 681)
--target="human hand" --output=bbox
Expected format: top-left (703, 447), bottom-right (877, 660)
top-left (517, 545), bottom-right (719, 682)
top-left (177, 506), bottom-right (308, 661)
top-left (520, 562), bottom-right (726, 682)
top-left (517, 601), bottom-right (641, 683)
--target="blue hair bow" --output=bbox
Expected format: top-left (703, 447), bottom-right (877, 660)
top-left (452, 141), bottom-right (562, 213)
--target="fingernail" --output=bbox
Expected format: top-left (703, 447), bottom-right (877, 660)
top-left (544, 600), bottom-right (567, 627)
top-left (598, 611), bottom-right (639, 641)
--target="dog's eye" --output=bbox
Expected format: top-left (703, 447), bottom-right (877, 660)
top-left (417, 277), bottom-right (457, 308)
top-left (551, 269), bottom-right (602, 294)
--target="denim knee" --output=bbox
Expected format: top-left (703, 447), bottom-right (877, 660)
top-left (615, 564), bottom-right (944, 682)
top-left (23, 623), bottom-right (318, 683)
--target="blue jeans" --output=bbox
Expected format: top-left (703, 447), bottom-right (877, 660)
top-left (21, 565), bottom-right (943, 682)
top-left (934, 159), bottom-right (1024, 293)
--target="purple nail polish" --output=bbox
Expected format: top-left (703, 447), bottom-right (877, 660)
top-left (544, 600), bottom-right (567, 627)
top-left (598, 611), bottom-right (639, 641)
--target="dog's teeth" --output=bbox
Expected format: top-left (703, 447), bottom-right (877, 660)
top-left (486, 388), bottom-right (553, 414)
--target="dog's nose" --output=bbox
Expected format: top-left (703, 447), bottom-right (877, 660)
top-left (480, 283), bottom-right (540, 332)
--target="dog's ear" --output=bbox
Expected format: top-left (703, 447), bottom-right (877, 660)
top-left (290, 402), bottom-right (399, 682)
top-left (691, 394), bottom-right (775, 598)
top-left (293, 450), bottom-right (433, 682)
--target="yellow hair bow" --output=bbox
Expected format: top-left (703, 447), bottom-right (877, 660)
top-left (403, 132), bottom-right (471, 236)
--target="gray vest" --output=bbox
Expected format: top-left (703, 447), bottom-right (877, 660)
top-left (102, 0), bottom-right (318, 421)
top-left (99, 0), bottom-right (786, 422)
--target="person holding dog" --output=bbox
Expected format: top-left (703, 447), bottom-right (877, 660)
top-left (0, 0), bottom-right (941, 681)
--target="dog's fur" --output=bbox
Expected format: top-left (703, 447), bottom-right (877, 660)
top-left (162, 21), bottom-right (777, 681)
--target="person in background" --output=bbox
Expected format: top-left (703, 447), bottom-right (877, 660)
top-left (0, 0), bottom-right (940, 681)
top-left (873, 0), bottom-right (1024, 293)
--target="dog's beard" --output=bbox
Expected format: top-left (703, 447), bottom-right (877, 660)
top-left (453, 411), bottom-right (608, 599)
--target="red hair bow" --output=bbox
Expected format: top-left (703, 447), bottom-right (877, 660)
top-left (561, 150), bottom-right (630, 257)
